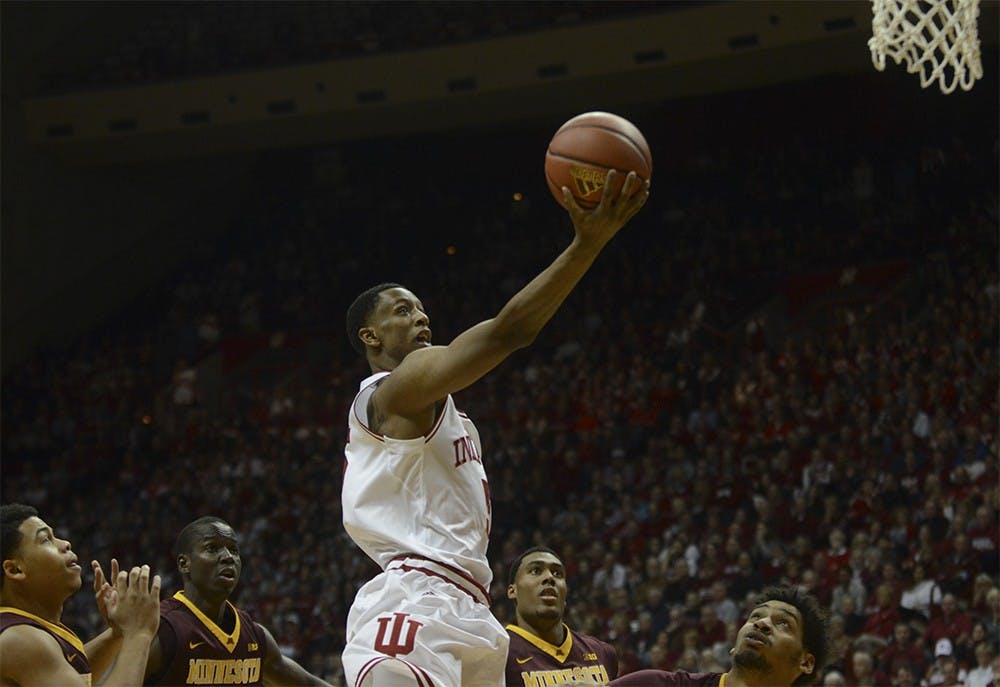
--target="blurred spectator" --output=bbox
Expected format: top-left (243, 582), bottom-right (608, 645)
top-left (963, 642), bottom-right (995, 687)
top-left (925, 594), bottom-right (974, 655)
top-left (901, 562), bottom-right (943, 621)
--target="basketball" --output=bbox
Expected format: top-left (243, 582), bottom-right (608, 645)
top-left (544, 111), bottom-right (652, 210)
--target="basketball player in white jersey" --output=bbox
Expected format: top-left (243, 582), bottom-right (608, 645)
top-left (341, 170), bottom-right (649, 687)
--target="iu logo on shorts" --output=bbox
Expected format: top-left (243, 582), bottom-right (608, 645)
top-left (374, 612), bottom-right (423, 657)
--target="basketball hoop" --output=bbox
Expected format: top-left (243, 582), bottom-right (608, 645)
top-left (869, 0), bottom-right (984, 94)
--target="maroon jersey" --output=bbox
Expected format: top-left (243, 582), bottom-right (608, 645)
top-left (146, 591), bottom-right (268, 686)
top-left (610, 669), bottom-right (724, 686)
top-left (505, 623), bottom-right (618, 686)
top-left (0, 607), bottom-right (92, 684)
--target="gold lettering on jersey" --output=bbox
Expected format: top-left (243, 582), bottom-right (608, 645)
top-left (568, 166), bottom-right (606, 197)
top-left (583, 653), bottom-right (598, 661)
top-left (185, 657), bottom-right (262, 684)
top-left (520, 664), bottom-right (610, 686)
top-left (247, 642), bottom-right (258, 652)
top-left (452, 434), bottom-right (482, 467)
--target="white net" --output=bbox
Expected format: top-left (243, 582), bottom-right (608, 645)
top-left (869, 0), bottom-right (984, 94)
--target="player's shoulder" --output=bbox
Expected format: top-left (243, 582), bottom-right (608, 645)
top-left (159, 595), bottom-right (186, 615)
top-left (0, 622), bottom-right (65, 661)
top-left (568, 627), bottom-right (616, 654)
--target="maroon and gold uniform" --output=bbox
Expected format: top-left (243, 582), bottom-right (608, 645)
top-left (610, 669), bottom-right (726, 686)
top-left (145, 591), bottom-right (268, 686)
top-left (505, 623), bottom-right (617, 687)
top-left (0, 607), bottom-right (92, 685)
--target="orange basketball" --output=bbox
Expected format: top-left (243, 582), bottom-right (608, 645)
top-left (544, 111), bottom-right (652, 210)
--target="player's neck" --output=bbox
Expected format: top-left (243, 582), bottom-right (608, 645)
top-left (725, 666), bottom-right (794, 687)
top-left (2, 590), bottom-right (65, 626)
top-left (518, 615), bottom-right (565, 646)
top-left (183, 587), bottom-right (230, 628)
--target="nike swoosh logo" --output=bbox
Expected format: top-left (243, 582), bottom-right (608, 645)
top-left (189, 641), bottom-right (206, 650)
top-left (66, 653), bottom-right (78, 663)
top-left (516, 657), bottom-right (532, 664)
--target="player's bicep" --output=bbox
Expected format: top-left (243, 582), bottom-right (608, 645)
top-left (378, 318), bottom-right (516, 414)
top-left (0, 626), bottom-right (88, 687)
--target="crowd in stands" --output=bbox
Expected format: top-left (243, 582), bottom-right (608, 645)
top-left (3, 78), bottom-right (997, 687)
top-left (43, 1), bottom-right (696, 93)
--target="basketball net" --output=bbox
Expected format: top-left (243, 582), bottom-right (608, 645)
top-left (869, 0), bottom-right (984, 94)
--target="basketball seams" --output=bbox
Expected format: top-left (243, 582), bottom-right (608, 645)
top-left (552, 124), bottom-right (652, 169)
top-left (545, 150), bottom-right (650, 180)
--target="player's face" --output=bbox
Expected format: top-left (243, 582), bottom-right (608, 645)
top-left (6, 516), bottom-right (82, 596)
top-left (731, 600), bottom-right (814, 682)
top-left (181, 522), bottom-right (242, 597)
top-left (509, 553), bottom-right (567, 623)
top-left (367, 288), bottom-right (431, 363)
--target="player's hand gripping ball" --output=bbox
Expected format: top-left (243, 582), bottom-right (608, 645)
top-left (545, 111), bottom-right (652, 209)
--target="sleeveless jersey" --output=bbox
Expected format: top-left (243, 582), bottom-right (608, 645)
top-left (609, 669), bottom-right (725, 686)
top-left (146, 591), bottom-right (268, 686)
top-left (0, 607), bottom-right (91, 686)
top-left (505, 623), bottom-right (618, 687)
top-left (343, 371), bottom-right (492, 586)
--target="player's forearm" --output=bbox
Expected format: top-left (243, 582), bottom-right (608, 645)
top-left (84, 628), bottom-right (122, 683)
top-left (96, 632), bottom-right (155, 687)
top-left (491, 237), bottom-right (603, 347)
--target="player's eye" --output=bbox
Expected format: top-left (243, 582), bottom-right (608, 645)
top-left (396, 306), bottom-right (409, 315)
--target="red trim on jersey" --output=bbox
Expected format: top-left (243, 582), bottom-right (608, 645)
top-left (355, 656), bottom-right (435, 687)
top-left (352, 395), bottom-right (386, 443)
top-left (422, 399), bottom-right (450, 443)
top-left (388, 554), bottom-right (492, 606)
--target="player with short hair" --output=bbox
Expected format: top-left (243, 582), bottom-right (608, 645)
top-left (142, 516), bottom-right (332, 686)
top-left (0, 502), bottom-right (161, 687)
top-left (505, 546), bottom-right (618, 687)
top-left (608, 585), bottom-right (830, 687)
top-left (342, 171), bottom-right (649, 686)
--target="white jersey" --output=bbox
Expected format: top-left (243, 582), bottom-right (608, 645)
top-left (343, 371), bottom-right (493, 587)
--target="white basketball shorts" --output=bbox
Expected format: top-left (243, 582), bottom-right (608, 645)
top-left (342, 556), bottom-right (508, 687)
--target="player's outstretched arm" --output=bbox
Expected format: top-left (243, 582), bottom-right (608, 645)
top-left (377, 170), bottom-right (649, 419)
top-left (258, 624), bottom-right (333, 687)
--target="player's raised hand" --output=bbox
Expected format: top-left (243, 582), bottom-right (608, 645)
top-left (92, 558), bottom-right (122, 635)
top-left (106, 564), bottom-right (161, 639)
top-left (562, 169), bottom-right (649, 250)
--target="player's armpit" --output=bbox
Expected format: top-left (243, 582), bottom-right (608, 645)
top-left (0, 625), bottom-right (89, 687)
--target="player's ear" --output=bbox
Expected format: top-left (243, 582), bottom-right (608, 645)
top-left (177, 554), bottom-right (190, 575)
top-left (359, 327), bottom-right (379, 348)
top-left (507, 584), bottom-right (516, 601)
top-left (2, 558), bottom-right (25, 582)
top-left (799, 650), bottom-right (816, 676)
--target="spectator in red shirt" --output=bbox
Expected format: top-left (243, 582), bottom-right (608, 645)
top-left (879, 622), bottom-right (927, 676)
top-left (862, 583), bottom-right (902, 641)
top-left (967, 505), bottom-right (999, 573)
top-left (925, 593), bottom-right (974, 654)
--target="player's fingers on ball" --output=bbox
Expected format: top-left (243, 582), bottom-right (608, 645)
top-left (621, 171), bottom-right (637, 195)
top-left (561, 187), bottom-right (583, 215)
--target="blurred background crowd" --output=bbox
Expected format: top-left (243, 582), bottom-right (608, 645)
top-left (2, 3), bottom-right (998, 687)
